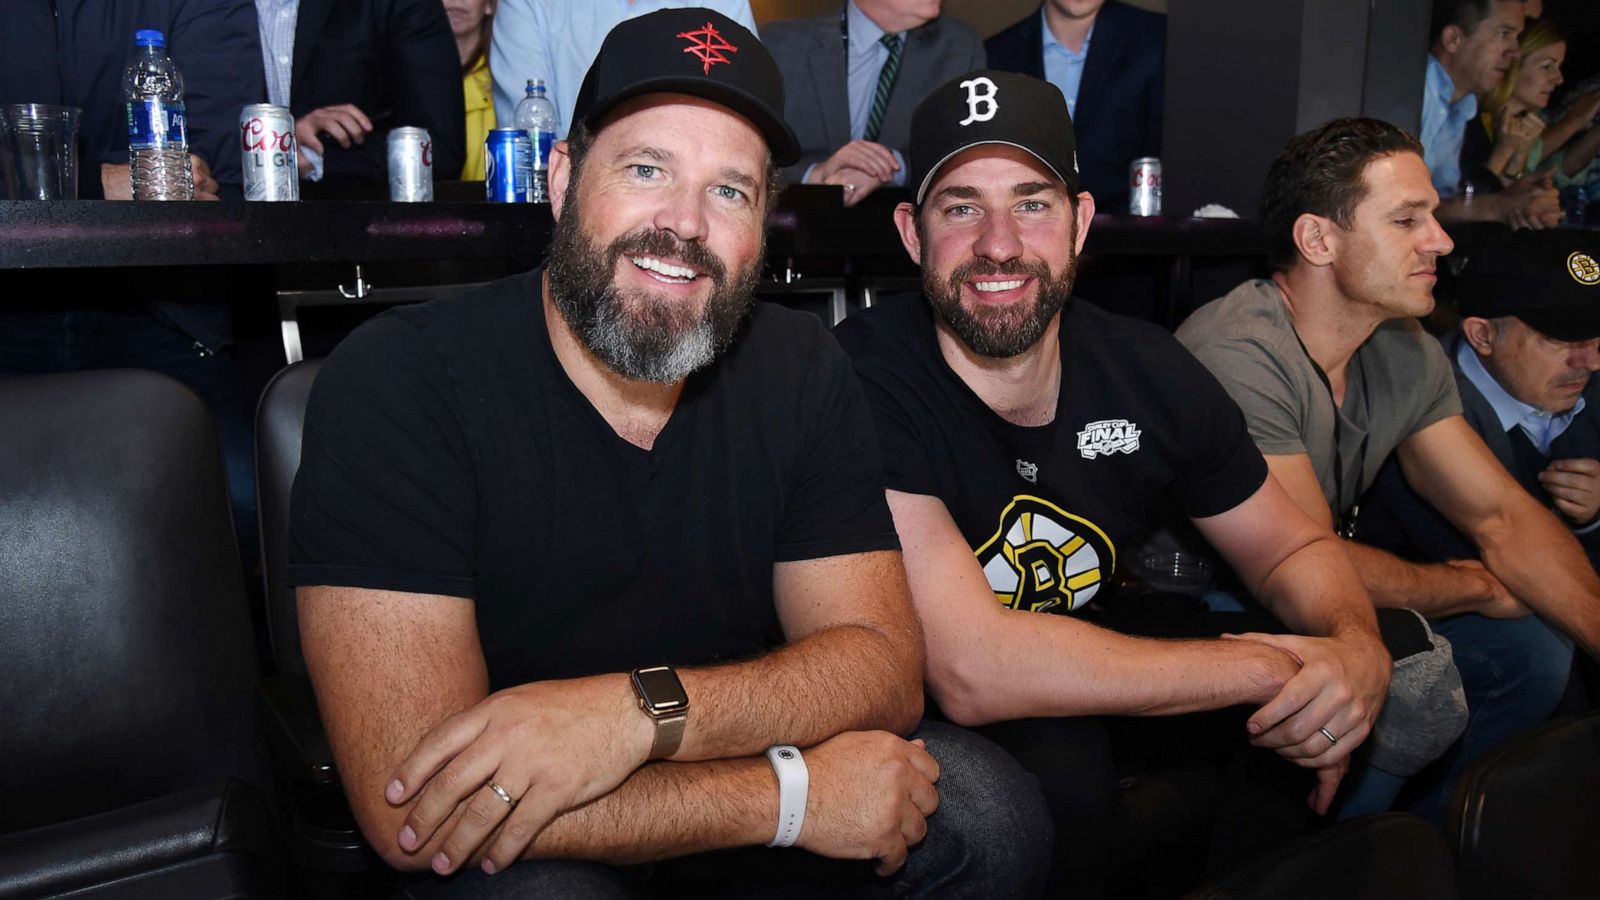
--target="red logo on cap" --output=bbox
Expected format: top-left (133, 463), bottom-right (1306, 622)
top-left (677, 22), bottom-right (738, 75)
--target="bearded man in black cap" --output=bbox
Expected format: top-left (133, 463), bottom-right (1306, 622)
top-left (288, 11), bottom-right (1048, 897)
top-left (834, 71), bottom-right (1422, 896)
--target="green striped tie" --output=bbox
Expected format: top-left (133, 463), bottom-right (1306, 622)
top-left (864, 33), bottom-right (903, 143)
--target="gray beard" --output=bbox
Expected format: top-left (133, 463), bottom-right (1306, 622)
top-left (546, 190), bottom-right (763, 384)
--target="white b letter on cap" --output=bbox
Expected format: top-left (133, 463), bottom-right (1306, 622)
top-left (959, 77), bottom-right (999, 126)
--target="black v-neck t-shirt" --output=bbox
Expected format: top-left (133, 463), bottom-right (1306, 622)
top-left (290, 270), bottom-right (899, 690)
top-left (834, 295), bottom-right (1266, 615)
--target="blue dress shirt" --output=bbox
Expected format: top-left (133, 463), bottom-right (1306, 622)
top-left (828, 0), bottom-right (908, 185)
top-left (489, 0), bottom-right (758, 139)
top-left (254, 0), bottom-right (325, 179)
top-left (1040, 9), bottom-right (1092, 119)
top-left (1421, 55), bottom-right (1477, 198)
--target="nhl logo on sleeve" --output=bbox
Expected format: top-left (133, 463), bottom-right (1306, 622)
top-left (1077, 419), bottom-right (1142, 459)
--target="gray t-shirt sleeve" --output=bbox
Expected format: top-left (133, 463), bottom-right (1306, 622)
top-left (1405, 329), bottom-right (1464, 438)
top-left (1185, 337), bottom-right (1311, 457)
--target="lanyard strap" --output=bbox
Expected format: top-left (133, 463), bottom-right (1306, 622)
top-left (1288, 327), bottom-right (1370, 538)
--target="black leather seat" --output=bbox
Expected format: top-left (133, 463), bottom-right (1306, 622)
top-left (1188, 812), bottom-right (1460, 900)
top-left (1448, 710), bottom-right (1600, 900)
top-left (254, 360), bottom-right (381, 878)
top-left (0, 370), bottom-right (279, 898)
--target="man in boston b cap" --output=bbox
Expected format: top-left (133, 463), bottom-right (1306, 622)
top-left (836, 70), bottom-right (1410, 894)
top-left (291, 14), bottom-right (1047, 897)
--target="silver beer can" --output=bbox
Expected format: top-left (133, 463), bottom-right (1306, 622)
top-left (1129, 156), bottom-right (1162, 216)
top-left (240, 104), bottom-right (299, 201)
top-left (387, 126), bottom-right (434, 202)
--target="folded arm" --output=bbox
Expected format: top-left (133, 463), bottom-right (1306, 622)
top-left (885, 490), bottom-right (1302, 726)
top-left (1398, 416), bottom-right (1600, 659)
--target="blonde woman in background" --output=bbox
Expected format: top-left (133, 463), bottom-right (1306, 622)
top-left (444, 0), bottom-right (496, 180)
top-left (1479, 18), bottom-right (1600, 185)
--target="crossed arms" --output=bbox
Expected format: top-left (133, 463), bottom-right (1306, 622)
top-left (299, 549), bottom-right (938, 877)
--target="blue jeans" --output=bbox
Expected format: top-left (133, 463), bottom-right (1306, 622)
top-left (0, 308), bottom-right (257, 571)
top-left (1338, 612), bottom-right (1572, 821)
top-left (395, 721), bottom-right (1052, 899)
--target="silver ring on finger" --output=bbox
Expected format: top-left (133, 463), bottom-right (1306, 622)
top-left (1318, 726), bottom-right (1339, 746)
top-left (488, 780), bottom-right (517, 805)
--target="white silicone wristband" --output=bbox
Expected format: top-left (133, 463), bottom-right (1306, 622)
top-left (764, 745), bottom-right (808, 848)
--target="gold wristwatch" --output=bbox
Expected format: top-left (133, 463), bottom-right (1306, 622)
top-left (630, 665), bottom-right (689, 760)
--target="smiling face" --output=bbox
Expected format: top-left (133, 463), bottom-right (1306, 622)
top-left (1320, 153), bottom-right (1454, 320)
top-left (1475, 317), bottom-right (1600, 413)
top-left (894, 145), bottom-right (1094, 358)
top-left (544, 94), bottom-right (770, 383)
top-left (1513, 40), bottom-right (1565, 109)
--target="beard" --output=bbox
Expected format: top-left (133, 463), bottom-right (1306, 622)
top-left (923, 250), bottom-right (1078, 359)
top-left (545, 185), bottom-right (763, 384)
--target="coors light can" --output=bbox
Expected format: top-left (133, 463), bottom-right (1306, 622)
top-left (1129, 157), bottom-right (1162, 216)
top-left (387, 126), bottom-right (434, 202)
top-left (240, 104), bottom-right (298, 201)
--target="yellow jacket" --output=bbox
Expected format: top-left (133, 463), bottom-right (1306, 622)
top-left (461, 55), bottom-right (494, 181)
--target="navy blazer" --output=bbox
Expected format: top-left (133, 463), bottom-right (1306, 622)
top-left (985, 1), bottom-right (1164, 209)
top-left (288, 0), bottom-right (465, 183)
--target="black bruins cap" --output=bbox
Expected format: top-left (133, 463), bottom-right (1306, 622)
top-left (907, 69), bottom-right (1081, 204)
top-left (571, 8), bottom-right (800, 166)
top-left (1458, 231), bottom-right (1600, 342)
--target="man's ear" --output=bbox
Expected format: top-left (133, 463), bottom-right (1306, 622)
top-left (1292, 213), bottom-right (1338, 268)
top-left (548, 140), bottom-right (572, 221)
top-left (1461, 317), bottom-right (1499, 357)
top-left (1073, 191), bottom-right (1096, 256)
top-left (893, 202), bottom-right (924, 266)
top-left (1439, 23), bottom-right (1465, 57)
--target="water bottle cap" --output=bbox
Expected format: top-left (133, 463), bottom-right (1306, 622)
top-left (134, 29), bottom-right (166, 48)
top-left (526, 78), bottom-right (546, 95)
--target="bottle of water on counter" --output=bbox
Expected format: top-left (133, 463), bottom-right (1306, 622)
top-left (123, 29), bottom-right (194, 200)
top-left (514, 79), bottom-right (558, 203)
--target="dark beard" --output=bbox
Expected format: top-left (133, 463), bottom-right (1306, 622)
top-left (923, 251), bottom-right (1077, 358)
top-left (545, 185), bottom-right (763, 384)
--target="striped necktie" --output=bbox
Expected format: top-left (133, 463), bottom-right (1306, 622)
top-left (864, 33), bottom-right (903, 142)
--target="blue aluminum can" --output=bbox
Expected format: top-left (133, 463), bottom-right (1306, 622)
top-left (485, 127), bottom-right (532, 203)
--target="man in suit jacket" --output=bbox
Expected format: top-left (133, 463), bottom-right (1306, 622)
top-left (763, 1), bottom-right (985, 204)
top-left (1358, 231), bottom-right (1600, 819)
top-left (986, 0), bottom-right (1164, 210)
top-left (256, 0), bottom-right (465, 184)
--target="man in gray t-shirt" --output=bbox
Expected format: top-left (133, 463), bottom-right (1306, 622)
top-left (1181, 279), bottom-right (1460, 518)
top-left (1179, 117), bottom-right (1600, 820)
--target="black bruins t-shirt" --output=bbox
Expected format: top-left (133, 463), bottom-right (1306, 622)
top-left (290, 269), bottom-right (899, 691)
top-left (834, 295), bottom-right (1266, 615)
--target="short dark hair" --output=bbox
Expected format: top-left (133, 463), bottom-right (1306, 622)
top-left (562, 118), bottom-right (784, 212)
top-left (1259, 117), bottom-right (1425, 272)
top-left (1430, 0), bottom-right (1515, 44)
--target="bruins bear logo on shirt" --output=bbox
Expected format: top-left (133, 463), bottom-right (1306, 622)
top-left (974, 496), bottom-right (1117, 613)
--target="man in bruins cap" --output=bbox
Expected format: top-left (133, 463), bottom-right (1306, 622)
top-left (291, 12), bottom-right (1047, 896)
top-left (835, 72), bottom-right (1425, 896)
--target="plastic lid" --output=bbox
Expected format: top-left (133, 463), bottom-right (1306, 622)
top-left (525, 78), bottom-right (546, 94)
top-left (134, 29), bottom-right (166, 47)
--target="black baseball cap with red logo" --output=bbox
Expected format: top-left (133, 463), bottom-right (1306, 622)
top-left (907, 69), bottom-right (1081, 204)
top-left (572, 8), bottom-right (800, 166)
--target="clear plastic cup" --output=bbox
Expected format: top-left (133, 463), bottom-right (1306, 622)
top-left (0, 103), bottom-right (81, 200)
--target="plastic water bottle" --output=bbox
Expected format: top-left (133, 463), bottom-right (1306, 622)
top-left (123, 29), bottom-right (194, 200)
top-left (513, 79), bottom-right (559, 203)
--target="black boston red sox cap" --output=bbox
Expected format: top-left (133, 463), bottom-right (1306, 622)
top-left (572, 8), bottom-right (801, 167)
top-left (1458, 230), bottom-right (1600, 342)
top-left (907, 69), bottom-right (1081, 204)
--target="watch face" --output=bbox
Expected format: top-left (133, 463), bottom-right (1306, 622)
top-left (633, 666), bottom-right (689, 713)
